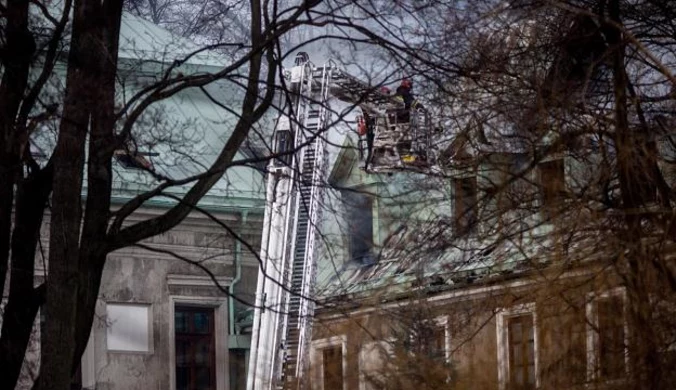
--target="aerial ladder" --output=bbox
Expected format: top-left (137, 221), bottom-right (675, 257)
top-left (247, 53), bottom-right (435, 390)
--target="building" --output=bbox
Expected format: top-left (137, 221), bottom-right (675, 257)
top-left (3, 11), bottom-right (267, 390)
top-left (308, 121), bottom-right (676, 389)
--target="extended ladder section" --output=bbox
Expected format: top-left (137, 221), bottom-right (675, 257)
top-left (281, 65), bottom-right (331, 388)
top-left (247, 54), bottom-right (332, 390)
top-left (330, 68), bottom-right (402, 107)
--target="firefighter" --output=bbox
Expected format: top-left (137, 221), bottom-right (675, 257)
top-left (393, 79), bottom-right (427, 163)
top-left (357, 115), bottom-right (368, 136)
top-left (394, 79), bottom-right (425, 125)
top-left (358, 112), bottom-right (376, 170)
top-left (395, 79), bottom-right (413, 109)
top-left (394, 78), bottom-right (424, 111)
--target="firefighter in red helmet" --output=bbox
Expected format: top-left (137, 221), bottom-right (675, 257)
top-left (395, 78), bottom-right (422, 110)
top-left (393, 78), bottom-right (424, 124)
top-left (358, 111), bottom-right (377, 170)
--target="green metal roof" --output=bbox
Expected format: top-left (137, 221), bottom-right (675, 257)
top-left (27, 7), bottom-right (266, 210)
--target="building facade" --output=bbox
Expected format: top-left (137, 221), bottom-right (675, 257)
top-left (80, 201), bottom-right (263, 390)
top-left (309, 125), bottom-right (676, 389)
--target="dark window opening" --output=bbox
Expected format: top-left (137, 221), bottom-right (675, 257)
top-left (539, 159), bottom-right (565, 213)
top-left (597, 296), bottom-right (625, 380)
top-left (273, 130), bottom-right (293, 166)
top-left (552, 310), bottom-right (587, 387)
top-left (507, 314), bottom-right (536, 390)
top-left (410, 322), bottom-right (446, 361)
top-left (344, 191), bottom-right (374, 264)
top-left (114, 150), bottom-right (154, 170)
top-left (175, 306), bottom-right (215, 390)
top-left (453, 177), bottom-right (477, 236)
top-left (504, 154), bottom-right (530, 211)
top-left (322, 346), bottom-right (344, 390)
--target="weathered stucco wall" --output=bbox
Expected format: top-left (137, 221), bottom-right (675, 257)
top-left (6, 206), bottom-right (264, 390)
top-left (311, 271), bottom-right (625, 390)
top-left (85, 207), bottom-right (263, 390)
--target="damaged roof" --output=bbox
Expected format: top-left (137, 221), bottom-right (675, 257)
top-left (317, 207), bottom-right (617, 303)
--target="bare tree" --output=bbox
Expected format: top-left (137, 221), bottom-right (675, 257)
top-left (308, 1), bottom-right (676, 389)
top-left (4, 0), bottom-right (676, 389)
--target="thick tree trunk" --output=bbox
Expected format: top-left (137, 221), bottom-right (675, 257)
top-left (0, 166), bottom-right (51, 388)
top-left (39, 1), bottom-right (125, 387)
top-left (39, 0), bottom-right (96, 388)
top-left (71, 0), bottom-right (124, 376)
top-left (0, 0), bottom-right (35, 300)
top-left (0, 157), bottom-right (14, 297)
top-left (0, 1), bottom-right (43, 388)
top-left (605, 1), bottom-right (663, 388)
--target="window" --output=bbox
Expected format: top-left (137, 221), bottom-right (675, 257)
top-left (273, 129), bottom-right (293, 166)
top-left (507, 315), bottom-right (536, 389)
top-left (175, 306), bottom-right (216, 390)
top-left (343, 191), bottom-right (374, 264)
top-left (409, 317), bottom-right (449, 362)
top-left (588, 293), bottom-right (626, 382)
top-left (505, 153), bottom-right (530, 210)
top-left (498, 305), bottom-right (538, 390)
top-left (539, 159), bottom-right (565, 213)
top-left (453, 176), bottom-right (477, 236)
top-left (311, 336), bottom-right (347, 390)
top-left (106, 303), bottom-right (152, 353)
top-left (545, 309), bottom-right (587, 388)
top-left (323, 346), bottom-right (345, 390)
top-left (597, 297), bottom-right (625, 379)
